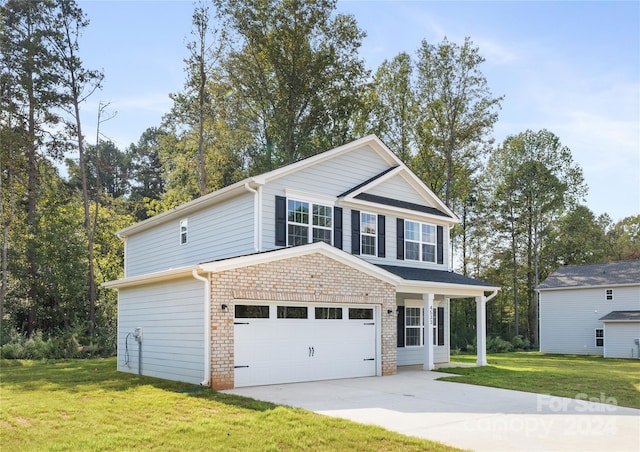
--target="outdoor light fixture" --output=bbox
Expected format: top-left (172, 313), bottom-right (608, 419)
top-left (221, 304), bottom-right (228, 310)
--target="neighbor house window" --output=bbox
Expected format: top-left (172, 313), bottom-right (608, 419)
top-left (605, 289), bottom-right (613, 301)
top-left (179, 219), bottom-right (188, 245)
top-left (595, 328), bottom-right (604, 347)
top-left (405, 307), bottom-right (424, 347)
top-left (405, 221), bottom-right (437, 262)
top-left (287, 199), bottom-right (332, 246)
top-left (360, 212), bottom-right (377, 256)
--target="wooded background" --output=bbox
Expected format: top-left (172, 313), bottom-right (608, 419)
top-left (1, 0), bottom-right (638, 357)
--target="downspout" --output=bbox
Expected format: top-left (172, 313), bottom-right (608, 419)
top-left (486, 289), bottom-right (499, 302)
top-left (244, 182), bottom-right (260, 252)
top-left (192, 269), bottom-right (210, 387)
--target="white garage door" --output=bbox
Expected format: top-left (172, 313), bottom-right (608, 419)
top-left (234, 303), bottom-right (378, 387)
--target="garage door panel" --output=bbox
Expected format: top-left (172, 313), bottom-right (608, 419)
top-left (234, 304), bottom-right (377, 387)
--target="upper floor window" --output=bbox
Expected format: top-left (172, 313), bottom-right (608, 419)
top-left (287, 199), bottom-right (332, 246)
top-left (605, 289), bottom-right (613, 301)
top-left (179, 219), bottom-right (188, 245)
top-left (360, 212), bottom-right (377, 256)
top-left (405, 220), bottom-right (436, 262)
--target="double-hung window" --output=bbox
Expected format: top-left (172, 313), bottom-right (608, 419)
top-left (360, 212), bottom-right (377, 256)
top-left (595, 328), bottom-right (604, 347)
top-left (287, 199), bottom-right (332, 246)
top-left (405, 220), bottom-right (437, 262)
top-left (405, 307), bottom-right (424, 347)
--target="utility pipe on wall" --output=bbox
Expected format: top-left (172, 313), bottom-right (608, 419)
top-left (192, 269), bottom-right (211, 387)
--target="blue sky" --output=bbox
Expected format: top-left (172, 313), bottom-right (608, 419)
top-left (76, 0), bottom-right (639, 222)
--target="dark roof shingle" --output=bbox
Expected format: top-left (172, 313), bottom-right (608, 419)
top-left (598, 310), bottom-right (640, 322)
top-left (538, 260), bottom-right (640, 290)
top-left (376, 264), bottom-right (496, 287)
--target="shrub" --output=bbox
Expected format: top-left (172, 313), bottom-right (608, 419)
top-left (511, 335), bottom-right (530, 350)
top-left (487, 336), bottom-right (514, 353)
top-left (0, 342), bottom-right (24, 359)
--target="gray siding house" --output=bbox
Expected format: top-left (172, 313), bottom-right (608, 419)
top-left (105, 135), bottom-right (498, 389)
top-left (538, 260), bottom-right (640, 359)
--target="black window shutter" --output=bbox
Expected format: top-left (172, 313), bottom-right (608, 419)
top-left (334, 206), bottom-right (343, 250)
top-left (377, 215), bottom-right (385, 258)
top-left (351, 210), bottom-right (360, 255)
top-left (437, 225), bottom-right (444, 264)
top-left (275, 196), bottom-right (287, 246)
top-left (396, 218), bottom-right (404, 260)
top-left (437, 306), bottom-right (445, 346)
top-left (397, 306), bottom-right (405, 347)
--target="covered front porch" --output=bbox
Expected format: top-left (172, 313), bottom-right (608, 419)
top-left (376, 264), bottom-right (499, 370)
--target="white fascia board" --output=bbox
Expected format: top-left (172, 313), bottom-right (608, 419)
top-left (117, 179), bottom-right (260, 238)
top-left (601, 319), bottom-right (640, 323)
top-left (102, 265), bottom-right (200, 289)
top-left (537, 283), bottom-right (640, 292)
top-left (339, 198), bottom-right (457, 226)
top-left (200, 242), bottom-right (400, 286)
top-left (397, 281), bottom-right (500, 298)
top-left (341, 166), bottom-right (459, 224)
top-left (258, 135), bottom-right (403, 184)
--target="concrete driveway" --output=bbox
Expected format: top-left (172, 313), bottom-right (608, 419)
top-left (223, 367), bottom-right (640, 451)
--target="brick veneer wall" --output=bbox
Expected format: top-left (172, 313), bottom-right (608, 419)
top-left (208, 253), bottom-right (397, 389)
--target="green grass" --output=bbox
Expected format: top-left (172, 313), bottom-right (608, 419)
top-left (0, 358), bottom-right (462, 451)
top-left (440, 352), bottom-right (640, 409)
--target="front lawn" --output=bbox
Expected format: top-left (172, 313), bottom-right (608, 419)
top-left (441, 352), bottom-right (640, 409)
top-left (0, 358), bottom-right (461, 451)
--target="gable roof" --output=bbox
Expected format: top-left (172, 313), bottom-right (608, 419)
top-left (598, 310), bottom-right (640, 322)
top-left (117, 135), bottom-right (458, 237)
top-left (538, 260), bottom-right (640, 290)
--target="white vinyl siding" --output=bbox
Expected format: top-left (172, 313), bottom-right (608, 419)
top-left (262, 145), bottom-right (391, 250)
top-left (603, 323), bottom-right (640, 359)
top-left (117, 277), bottom-right (204, 384)
top-left (366, 174), bottom-right (428, 206)
top-left (125, 194), bottom-right (255, 277)
top-left (539, 285), bottom-right (640, 356)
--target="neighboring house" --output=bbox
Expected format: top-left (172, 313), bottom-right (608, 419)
top-left (538, 260), bottom-right (640, 359)
top-left (105, 135), bottom-right (498, 389)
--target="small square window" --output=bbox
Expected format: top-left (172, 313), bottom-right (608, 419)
top-left (235, 305), bottom-right (269, 318)
top-left (605, 289), bottom-right (613, 301)
top-left (348, 308), bottom-right (373, 320)
top-left (315, 307), bottom-right (342, 319)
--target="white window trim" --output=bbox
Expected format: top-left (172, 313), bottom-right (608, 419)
top-left (595, 328), bottom-right (604, 347)
top-left (404, 301), bottom-right (425, 348)
top-left (360, 211), bottom-right (377, 256)
top-left (605, 289), bottom-right (614, 302)
top-left (405, 220), bottom-right (437, 263)
top-left (286, 197), bottom-right (333, 246)
top-left (179, 219), bottom-right (188, 245)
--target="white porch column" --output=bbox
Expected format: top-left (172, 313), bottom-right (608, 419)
top-left (423, 292), bottom-right (434, 370)
top-left (476, 295), bottom-right (488, 366)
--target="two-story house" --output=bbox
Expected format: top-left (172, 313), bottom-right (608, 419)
top-left (538, 260), bottom-right (640, 359)
top-left (105, 135), bottom-right (498, 389)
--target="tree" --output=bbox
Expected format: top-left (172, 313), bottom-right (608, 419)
top-left (214, 0), bottom-right (369, 170)
top-left (413, 37), bottom-right (503, 208)
top-left (607, 215), bottom-right (640, 260)
top-left (542, 205), bottom-right (608, 267)
top-left (486, 129), bottom-right (587, 344)
top-left (1, 0), bottom-right (68, 335)
top-left (50, 0), bottom-right (104, 334)
top-left (360, 52), bottom-right (415, 163)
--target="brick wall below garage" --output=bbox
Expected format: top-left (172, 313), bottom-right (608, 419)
top-left (209, 253), bottom-right (397, 389)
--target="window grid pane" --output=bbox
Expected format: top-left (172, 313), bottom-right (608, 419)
top-left (277, 306), bottom-right (308, 319)
top-left (312, 228), bottom-right (331, 244)
top-left (313, 205), bottom-right (332, 228)
top-left (315, 307), bottom-right (343, 319)
top-left (288, 224), bottom-right (308, 246)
